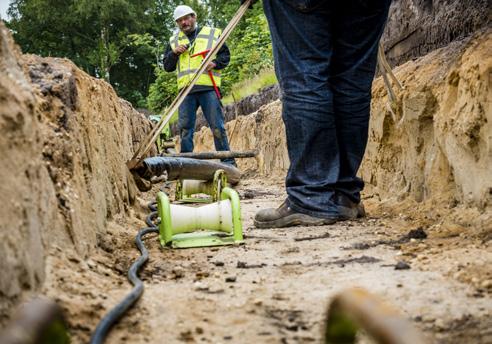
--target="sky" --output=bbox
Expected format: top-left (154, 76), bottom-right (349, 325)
top-left (0, 0), bottom-right (11, 20)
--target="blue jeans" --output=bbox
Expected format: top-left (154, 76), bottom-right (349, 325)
top-left (178, 90), bottom-right (236, 165)
top-left (263, 0), bottom-right (391, 218)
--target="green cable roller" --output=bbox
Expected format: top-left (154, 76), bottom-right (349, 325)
top-left (157, 186), bottom-right (243, 248)
top-left (175, 169), bottom-right (228, 203)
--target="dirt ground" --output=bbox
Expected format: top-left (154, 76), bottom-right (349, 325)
top-left (42, 177), bottom-right (492, 344)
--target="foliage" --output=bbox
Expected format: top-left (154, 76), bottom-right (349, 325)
top-left (5, 0), bottom-right (274, 113)
top-left (222, 68), bottom-right (277, 106)
top-left (7, 0), bottom-right (160, 105)
top-left (221, 4), bottom-right (273, 95)
top-left (147, 67), bottom-right (177, 112)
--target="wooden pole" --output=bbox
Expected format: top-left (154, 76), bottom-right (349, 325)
top-left (161, 150), bottom-right (257, 160)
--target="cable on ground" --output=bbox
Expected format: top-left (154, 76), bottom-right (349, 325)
top-left (90, 202), bottom-right (159, 344)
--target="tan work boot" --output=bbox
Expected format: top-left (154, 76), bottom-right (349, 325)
top-left (335, 194), bottom-right (366, 220)
top-left (254, 200), bottom-right (337, 229)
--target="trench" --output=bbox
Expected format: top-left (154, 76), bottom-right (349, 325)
top-left (42, 178), bottom-right (491, 344)
top-left (1, 8), bottom-right (491, 344)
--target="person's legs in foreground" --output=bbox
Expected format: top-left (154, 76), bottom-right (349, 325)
top-left (331, 1), bottom-right (391, 218)
top-left (255, 0), bottom-right (390, 228)
top-left (198, 90), bottom-right (237, 166)
top-left (178, 94), bottom-right (199, 153)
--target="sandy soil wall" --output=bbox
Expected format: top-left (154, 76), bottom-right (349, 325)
top-left (194, 29), bottom-right (492, 211)
top-left (0, 22), bottom-right (152, 321)
top-left (194, 100), bottom-right (289, 179)
top-left (381, 0), bottom-right (489, 67)
top-left (364, 29), bottom-right (491, 209)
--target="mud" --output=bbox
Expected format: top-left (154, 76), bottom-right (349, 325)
top-left (195, 99), bottom-right (288, 179)
top-left (0, 21), bottom-right (47, 320)
top-left (345, 227), bottom-right (428, 251)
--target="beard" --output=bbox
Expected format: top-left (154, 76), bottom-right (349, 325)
top-left (181, 22), bottom-right (197, 34)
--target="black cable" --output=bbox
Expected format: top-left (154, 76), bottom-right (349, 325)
top-left (145, 211), bottom-right (159, 227)
top-left (148, 201), bottom-right (157, 212)
top-left (90, 227), bottom-right (159, 344)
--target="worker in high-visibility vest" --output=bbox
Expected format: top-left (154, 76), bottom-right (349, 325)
top-left (163, 5), bottom-right (236, 166)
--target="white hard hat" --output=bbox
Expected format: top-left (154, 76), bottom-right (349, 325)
top-left (173, 5), bottom-right (196, 21)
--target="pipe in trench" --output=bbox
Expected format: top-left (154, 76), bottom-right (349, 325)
top-left (137, 157), bottom-right (242, 185)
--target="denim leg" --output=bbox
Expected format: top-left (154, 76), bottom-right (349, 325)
top-left (263, 0), bottom-right (339, 218)
top-left (198, 91), bottom-right (236, 166)
top-left (331, 1), bottom-right (391, 203)
top-left (178, 93), bottom-right (199, 153)
top-left (263, 0), bottom-right (390, 218)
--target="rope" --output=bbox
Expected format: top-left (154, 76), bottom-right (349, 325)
top-left (378, 42), bottom-right (404, 123)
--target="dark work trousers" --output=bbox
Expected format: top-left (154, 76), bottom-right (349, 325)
top-left (263, 0), bottom-right (391, 218)
top-left (178, 90), bottom-right (236, 165)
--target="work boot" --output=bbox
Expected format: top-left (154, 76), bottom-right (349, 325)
top-left (335, 194), bottom-right (366, 220)
top-left (254, 200), bottom-right (337, 229)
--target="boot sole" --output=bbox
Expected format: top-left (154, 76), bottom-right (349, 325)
top-left (254, 214), bottom-right (337, 229)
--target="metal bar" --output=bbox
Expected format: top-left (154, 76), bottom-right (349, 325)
top-left (221, 187), bottom-right (244, 242)
top-left (127, 0), bottom-right (254, 170)
top-left (161, 150), bottom-right (257, 160)
top-left (157, 192), bottom-right (173, 246)
top-left (324, 288), bottom-right (426, 344)
top-left (0, 298), bottom-right (69, 344)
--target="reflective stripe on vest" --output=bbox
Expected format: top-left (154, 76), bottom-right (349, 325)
top-left (169, 26), bottom-right (222, 90)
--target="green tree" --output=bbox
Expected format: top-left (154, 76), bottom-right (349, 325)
top-left (147, 68), bottom-right (177, 112)
top-left (221, 4), bottom-right (273, 94)
top-left (6, 0), bottom-right (273, 111)
top-left (7, 0), bottom-right (155, 104)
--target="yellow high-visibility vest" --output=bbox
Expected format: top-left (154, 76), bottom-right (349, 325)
top-left (169, 26), bottom-right (222, 90)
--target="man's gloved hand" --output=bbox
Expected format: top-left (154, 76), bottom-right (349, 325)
top-left (172, 44), bottom-right (188, 56)
top-left (240, 0), bottom-right (257, 8)
top-left (206, 61), bottom-right (217, 72)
